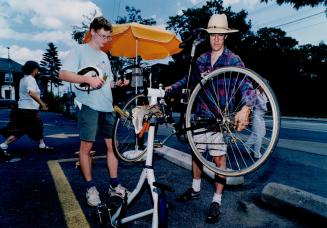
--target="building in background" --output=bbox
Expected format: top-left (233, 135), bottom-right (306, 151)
top-left (0, 57), bottom-right (23, 106)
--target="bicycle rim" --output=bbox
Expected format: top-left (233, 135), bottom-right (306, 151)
top-left (113, 94), bottom-right (149, 162)
top-left (185, 67), bottom-right (280, 176)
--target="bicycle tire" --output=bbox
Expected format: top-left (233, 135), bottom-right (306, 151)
top-left (113, 94), bottom-right (149, 162)
top-left (185, 67), bottom-right (280, 176)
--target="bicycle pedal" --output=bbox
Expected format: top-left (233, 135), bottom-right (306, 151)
top-left (95, 203), bottom-right (110, 226)
top-left (74, 150), bottom-right (96, 168)
top-left (74, 150), bottom-right (96, 156)
top-left (154, 142), bottom-right (163, 148)
top-left (153, 182), bottom-right (174, 192)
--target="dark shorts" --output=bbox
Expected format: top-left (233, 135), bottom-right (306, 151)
top-left (78, 105), bottom-right (115, 142)
top-left (0, 108), bottom-right (44, 140)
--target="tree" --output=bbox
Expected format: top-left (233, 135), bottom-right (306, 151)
top-left (72, 10), bottom-right (97, 44)
top-left (40, 42), bottom-right (62, 95)
top-left (261, 0), bottom-right (327, 9)
top-left (116, 6), bottom-right (156, 25)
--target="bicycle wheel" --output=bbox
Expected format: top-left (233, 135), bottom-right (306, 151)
top-left (185, 67), bottom-right (280, 176)
top-left (113, 94), bottom-right (150, 162)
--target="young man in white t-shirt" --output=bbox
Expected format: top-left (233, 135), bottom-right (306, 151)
top-left (0, 61), bottom-right (53, 160)
top-left (59, 16), bottom-right (129, 207)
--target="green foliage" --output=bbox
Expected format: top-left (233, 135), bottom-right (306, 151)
top-left (43, 92), bottom-right (64, 113)
top-left (116, 6), bottom-right (156, 25)
top-left (261, 0), bottom-right (327, 10)
top-left (71, 10), bottom-right (97, 44)
top-left (40, 42), bottom-right (62, 96)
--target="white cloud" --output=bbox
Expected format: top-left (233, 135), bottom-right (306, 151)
top-left (32, 31), bottom-right (73, 45)
top-left (176, 1), bottom-right (186, 15)
top-left (0, 45), bottom-right (43, 64)
top-left (7, 0), bottom-right (102, 30)
top-left (188, 0), bottom-right (202, 5)
top-left (0, 0), bottom-right (102, 54)
top-left (0, 45), bottom-right (70, 65)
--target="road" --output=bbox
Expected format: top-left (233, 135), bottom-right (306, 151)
top-left (0, 109), bottom-right (326, 227)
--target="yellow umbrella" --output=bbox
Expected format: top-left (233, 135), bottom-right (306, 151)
top-left (84, 22), bottom-right (182, 60)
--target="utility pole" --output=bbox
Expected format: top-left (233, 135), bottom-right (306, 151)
top-left (5, 47), bottom-right (14, 100)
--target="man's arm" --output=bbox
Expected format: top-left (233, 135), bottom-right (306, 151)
top-left (28, 91), bottom-right (47, 111)
top-left (110, 78), bottom-right (130, 88)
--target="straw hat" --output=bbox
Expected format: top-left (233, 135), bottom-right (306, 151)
top-left (205, 14), bottom-right (238, 34)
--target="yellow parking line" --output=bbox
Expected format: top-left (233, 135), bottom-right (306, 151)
top-left (47, 160), bottom-right (90, 228)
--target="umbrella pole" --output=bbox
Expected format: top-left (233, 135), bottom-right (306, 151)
top-left (135, 39), bottom-right (138, 95)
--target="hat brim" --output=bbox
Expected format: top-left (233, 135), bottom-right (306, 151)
top-left (205, 28), bottom-right (238, 34)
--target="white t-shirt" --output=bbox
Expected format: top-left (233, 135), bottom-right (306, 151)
top-left (18, 75), bottom-right (40, 110)
top-left (61, 43), bottom-right (113, 112)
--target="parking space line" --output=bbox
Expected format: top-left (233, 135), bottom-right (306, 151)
top-left (47, 160), bottom-right (90, 228)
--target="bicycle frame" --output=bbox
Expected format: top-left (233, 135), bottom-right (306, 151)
top-left (111, 88), bottom-right (165, 227)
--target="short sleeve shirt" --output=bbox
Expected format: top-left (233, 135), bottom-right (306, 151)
top-left (61, 44), bottom-right (113, 112)
top-left (18, 75), bottom-right (40, 110)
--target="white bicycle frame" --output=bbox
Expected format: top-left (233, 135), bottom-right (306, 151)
top-left (111, 87), bottom-right (165, 227)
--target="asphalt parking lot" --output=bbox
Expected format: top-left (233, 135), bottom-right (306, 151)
top-left (0, 109), bottom-right (326, 227)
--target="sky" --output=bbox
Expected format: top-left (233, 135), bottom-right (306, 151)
top-left (0, 0), bottom-right (326, 66)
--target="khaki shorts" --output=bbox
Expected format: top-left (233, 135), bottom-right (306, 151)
top-left (193, 128), bottom-right (226, 156)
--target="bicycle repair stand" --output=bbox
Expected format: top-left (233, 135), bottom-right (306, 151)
top-left (111, 87), bottom-right (173, 228)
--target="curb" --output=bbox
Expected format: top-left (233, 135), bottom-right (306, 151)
top-left (261, 182), bottom-right (327, 220)
top-left (155, 145), bottom-right (244, 185)
top-left (281, 116), bottom-right (327, 122)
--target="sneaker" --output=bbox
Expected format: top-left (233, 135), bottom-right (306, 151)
top-left (39, 146), bottom-right (54, 152)
top-left (206, 202), bottom-right (221, 224)
top-left (0, 148), bottom-right (11, 157)
top-left (176, 188), bottom-right (200, 202)
top-left (86, 186), bottom-right (101, 207)
top-left (153, 139), bottom-right (163, 148)
top-left (108, 184), bottom-right (130, 199)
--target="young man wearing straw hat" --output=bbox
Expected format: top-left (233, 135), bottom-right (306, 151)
top-left (59, 16), bottom-right (129, 207)
top-left (166, 14), bottom-right (254, 223)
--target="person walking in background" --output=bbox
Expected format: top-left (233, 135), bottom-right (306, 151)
top-left (59, 16), bottom-right (129, 207)
top-left (165, 14), bottom-right (255, 224)
top-left (245, 87), bottom-right (268, 159)
top-left (0, 61), bottom-right (53, 160)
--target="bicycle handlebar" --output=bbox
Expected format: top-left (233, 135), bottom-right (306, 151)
top-left (118, 64), bottom-right (140, 76)
top-left (179, 28), bottom-right (207, 48)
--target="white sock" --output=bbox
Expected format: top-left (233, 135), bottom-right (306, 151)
top-left (212, 193), bottom-right (222, 205)
top-left (0, 143), bottom-right (8, 150)
top-left (39, 143), bottom-right (46, 149)
top-left (192, 179), bottom-right (201, 192)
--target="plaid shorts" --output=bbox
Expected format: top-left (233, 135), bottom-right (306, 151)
top-left (193, 128), bottom-right (226, 156)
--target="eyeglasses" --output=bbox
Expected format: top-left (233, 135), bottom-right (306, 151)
top-left (96, 32), bottom-right (112, 41)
